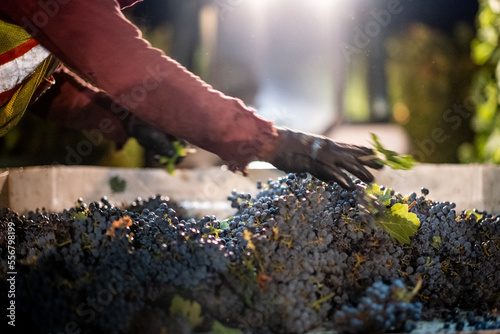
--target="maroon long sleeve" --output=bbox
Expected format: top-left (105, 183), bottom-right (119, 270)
top-left (0, 0), bottom-right (277, 171)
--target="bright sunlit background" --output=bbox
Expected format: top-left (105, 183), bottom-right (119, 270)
top-left (212, 0), bottom-right (347, 133)
top-left (128, 0), bottom-right (480, 165)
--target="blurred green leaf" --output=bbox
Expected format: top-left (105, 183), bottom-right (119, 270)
top-left (370, 133), bottom-right (416, 170)
top-left (464, 1), bottom-right (500, 164)
top-left (465, 209), bottom-right (483, 221)
top-left (159, 141), bottom-right (188, 175)
top-left (365, 184), bottom-right (392, 207)
top-left (472, 39), bottom-right (496, 65)
top-left (169, 295), bottom-right (203, 329)
top-left (72, 212), bottom-right (88, 220)
top-left (220, 217), bottom-right (232, 230)
top-left (484, 128), bottom-right (500, 162)
top-left (432, 236), bottom-right (442, 249)
top-left (476, 82), bottom-right (498, 129)
top-left (109, 175), bottom-right (127, 193)
top-left (212, 321), bottom-right (243, 334)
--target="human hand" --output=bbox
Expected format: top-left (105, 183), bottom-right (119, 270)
top-left (264, 127), bottom-right (383, 189)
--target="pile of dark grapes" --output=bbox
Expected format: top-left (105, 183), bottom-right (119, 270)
top-left (1, 173), bottom-right (499, 334)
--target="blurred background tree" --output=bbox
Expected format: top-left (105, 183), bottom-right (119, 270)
top-left (459, 0), bottom-right (500, 164)
top-left (344, 0), bottom-right (478, 163)
top-left (385, 22), bottom-right (476, 163)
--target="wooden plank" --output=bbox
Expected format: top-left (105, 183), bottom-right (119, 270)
top-left (3, 165), bottom-right (283, 217)
top-left (3, 164), bottom-right (500, 216)
top-left (0, 169), bottom-right (8, 209)
top-left (373, 164), bottom-right (500, 215)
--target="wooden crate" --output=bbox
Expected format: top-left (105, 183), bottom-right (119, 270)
top-left (1, 164), bottom-right (499, 216)
top-left (372, 163), bottom-right (500, 215)
top-left (0, 165), bottom-right (283, 218)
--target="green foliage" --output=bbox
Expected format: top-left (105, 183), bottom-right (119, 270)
top-left (72, 212), bottom-right (88, 220)
top-left (212, 321), bottom-right (243, 334)
top-left (203, 224), bottom-right (223, 238)
top-left (386, 23), bottom-right (475, 163)
top-left (365, 184), bottom-right (393, 206)
top-left (364, 184), bottom-right (420, 245)
top-left (431, 236), bottom-right (442, 249)
top-left (370, 133), bottom-right (416, 170)
top-left (109, 175), bottom-right (127, 193)
top-left (377, 203), bottom-right (420, 245)
top-left (220, 217), bottom-right (232, 230)
top-left (461, 0), bottom-right (500, 164)
top-left (159, 141), bottom-right (188, 175)
top-left (393, 276), bottom-right (423, 303)
top-left (465, 209), bottom-right (483, 221)
top-left (169, 295), bottom-right (204, 329)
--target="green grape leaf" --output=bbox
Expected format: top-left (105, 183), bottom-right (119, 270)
top-left (220, 217), bottom-right (232, 230)
top-left (370, 133), bottom-right (416, 170)
top-left (465, 209), bottom-right (483, 221)
top-left (159, 156), bottom-right (177, 175)
top-left (212, 321), bottom-right (243, 334)
top-left (393, 276), bottom-right (423, 303)
top-left (377, 203), bottom-right (420, 244)
top-left (203, 225), bottom-right (223, 238)
top-left (72, 212), bottom-right (88, 220)
top-left (169, 295), bottom-right (203, 328)
top-left (109, 175), bottom-right (127, 193)
top-left (431, 236), bottom-right (442, 249)
top-left (159, 141), bottom-right (188, 175)
top-left (365, 184), bottom-right (392, 206)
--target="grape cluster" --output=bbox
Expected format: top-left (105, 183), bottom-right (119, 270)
top-left (333, 280), bottom-right (422, 334)
top-left (1, 173), bottom-right (499, 334)
top-left (404, 193), bottom-right (500, 316)
top-left (225, 174), bottom-right (421, 333)
top-left (0, 197), bottom-right (240, 334)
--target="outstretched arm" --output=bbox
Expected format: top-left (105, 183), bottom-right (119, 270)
top-left (2, 0), bottom-right (276, 172)
top-left (0, 0), bottom-right (382, 186)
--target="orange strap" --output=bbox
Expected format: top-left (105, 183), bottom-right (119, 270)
top-left (0, 38), bottom-right (39, 66)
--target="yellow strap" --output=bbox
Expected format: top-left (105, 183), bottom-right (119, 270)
top-left (0, 19), bottom-right (33, 54)
top-left (0, 18), bottom-right (54, 137)
top-left (0, 56), bottom-right (53, 137)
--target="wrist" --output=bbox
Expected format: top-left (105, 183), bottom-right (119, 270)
top-left (256, 126), bottom-right (283, 162)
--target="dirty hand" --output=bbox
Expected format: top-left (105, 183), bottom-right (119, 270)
top-left (264, 127), bottom-right (383, 189)
top-left (127, 115), bottom-right (186, 160)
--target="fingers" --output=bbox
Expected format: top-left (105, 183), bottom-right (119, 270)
top-left (312, 164), bottom-right (354, 189)
top-left (267, 129), bottom-right (383, 189)
top-left (354, 150), bottom-right (384, 170)
top-left (359, 156), bottom-right (384, 170)
top-left (324, 142), bottom-right (378, 183)
top-left (341, 162), bottom-right (375, 184)
top-left (336, 144), bottom-right (383, 169)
